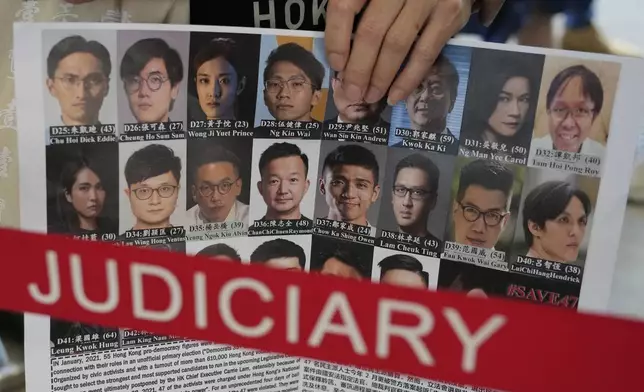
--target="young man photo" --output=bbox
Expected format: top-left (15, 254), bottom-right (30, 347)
top-left (256, 142), bottom-right (311, 221)
top-left (46, 35), bottom-right (111, 126)
top-left (391, 153), bottom-right (442, 242)
top-left (120, 37), bottom-right (184, 123)
top-left (186, 144), bottom-right (248, 225)
top-left (378, 254), bottom-right (429, 289)
top-left (452, 159), bottom-right (515, 249)
top-left (123, 143), bottom-right (182, 231)
top-left (318, 144), bottom-right (381, 232)
top-left (315, 246), bottom-right (370, 280)
top-left (250, 238), bottom-right (307, 271)
top-left (261, 42), bottom-right (325, 123)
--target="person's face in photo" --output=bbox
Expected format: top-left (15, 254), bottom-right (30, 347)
top-left (320, 165), bottom-right (380, 225)
top-left (528, 196), bottom-right (588, 262)
top-left (405, 65), bottom-right (452, 130)
top-left (453, 185), bottom-right (509, 249)
top-left (192, 162), bottom-right (241, 222)
top-left (264, 257), bottom-right (302, 271)
top-left (258, 156), bottom-right (310, 218)
top-left (47, 52), bottom-right (108, 125)
top-left (487, 76), bottom-right (530, 137)
top-left (381, 270), bottom-right (426, 289)
top-left (125, 58), bottom-right (179, 123)
top-left (547, 76), bottom-right (596, 152)
top-left (392, 168), bottom-right (435, 233)
top-left (196, 56), bottom-right (243, 120)
top-left (125, 171), bottom-right (179, 228)
top-left (65, 167), bottom-right (106, 222)
top-left (331, 72), bottom-right (380, 123)
top-left (264, 60), bottom-right (321, 122)
top-left (320, 257), bottom-right (361, 280)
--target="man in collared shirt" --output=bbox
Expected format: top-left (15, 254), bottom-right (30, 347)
top-left (46, 35), bottom-right (111, 127)
top-left (186, 144), bottom-right (249, 225)
top-left (324, 70), bottom-right (388, 127)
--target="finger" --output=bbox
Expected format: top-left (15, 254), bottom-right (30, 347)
top-left (387, 0), bottom-right (470, 105)
top-left (479, 0), bottom-right (505, 26)
top-left (325, 0), bottom-right (368, 72)
top-left (342, 0), bottom-right (406, 102)
top-left (363, 0), bottom-right (435, 103)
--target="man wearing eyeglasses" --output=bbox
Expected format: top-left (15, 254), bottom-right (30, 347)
top-left (257, 142), bottom-right (311, 222)
top-left (391, 153), bottom-right (441, 242)
top-left (452, 159), bottom-right (514, 249)
top-left (400, 53), bottom-right (459, 139)
top-left (186, 144), bottom-right (248, 225)
top-left (120, 38), bottom-right (184, 124)
top-left (46, 35), bottom-right (111, 126)
top-left (262, 42), bottom-right (325, 123)
top-left (531, 64), bottom-right (605, 156)
top-left (123, 144), bottom-right (182, 231)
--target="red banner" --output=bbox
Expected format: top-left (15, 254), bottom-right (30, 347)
top-left (0, 227), bottom-right (641, 391)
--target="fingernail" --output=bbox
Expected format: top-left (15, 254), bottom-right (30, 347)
top-left (328, 53), bottom-right (345, 71)
top-left (387, 88), bottom-right (405, 106)
top-left (344, 82), bottom-right (363, 102)
top-left (365, 85), bottom-right (382, 103)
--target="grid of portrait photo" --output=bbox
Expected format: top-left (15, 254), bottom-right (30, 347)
top-left (43, 28), bottom-right (620, 355)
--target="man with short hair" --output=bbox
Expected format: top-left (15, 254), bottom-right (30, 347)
top-left (120, 38), bottom-right (184, 123)
top-left (403, 53), bottom-right (459, 138)
top-left (319, 144), bottom-right (380, 232)
top-left (262, 42), bottom-right (325, 122)
top-left (46, 35), bottom-right (111, 126)
top-left (250, 238), bottom-right (306, 271)
top-left (257, 142), bottom-right (311, 221)
top-left (123, 144), bottom-right (182, 231)
top-left (317, 246), bottom-right (369, 280)
top-left (391, 153), bottom-right (441, 241)
top-left (452, 159), bottom-right (514, 249)
top-left (379, 254), bottom-right (429, 289)
top-left (186, 144), bottom-right (248, 225)
top-left (325, 70), bottom-right (387, 126)
top-left (196, 243), bottom-right (242, 262)
top-left (531, 64), bottom-right (605, 155)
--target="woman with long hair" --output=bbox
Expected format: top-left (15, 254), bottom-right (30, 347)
top-left (464, 66), bottom-right (538, 153)
top-left (51, 155), bottom-right (116, 236)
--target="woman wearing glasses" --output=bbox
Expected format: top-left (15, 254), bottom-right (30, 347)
top-left (530, 64), bottom-right (606, 157)
top-left (49, 155), bottom-right (117, 237)
top-left (120, 37), bottom-right (184, 124)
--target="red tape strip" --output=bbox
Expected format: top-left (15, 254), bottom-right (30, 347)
top-left (0, 227), bottom-right (640, 391)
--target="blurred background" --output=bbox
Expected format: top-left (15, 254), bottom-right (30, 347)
top-left (2, 1), bottom-right (644, 391)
